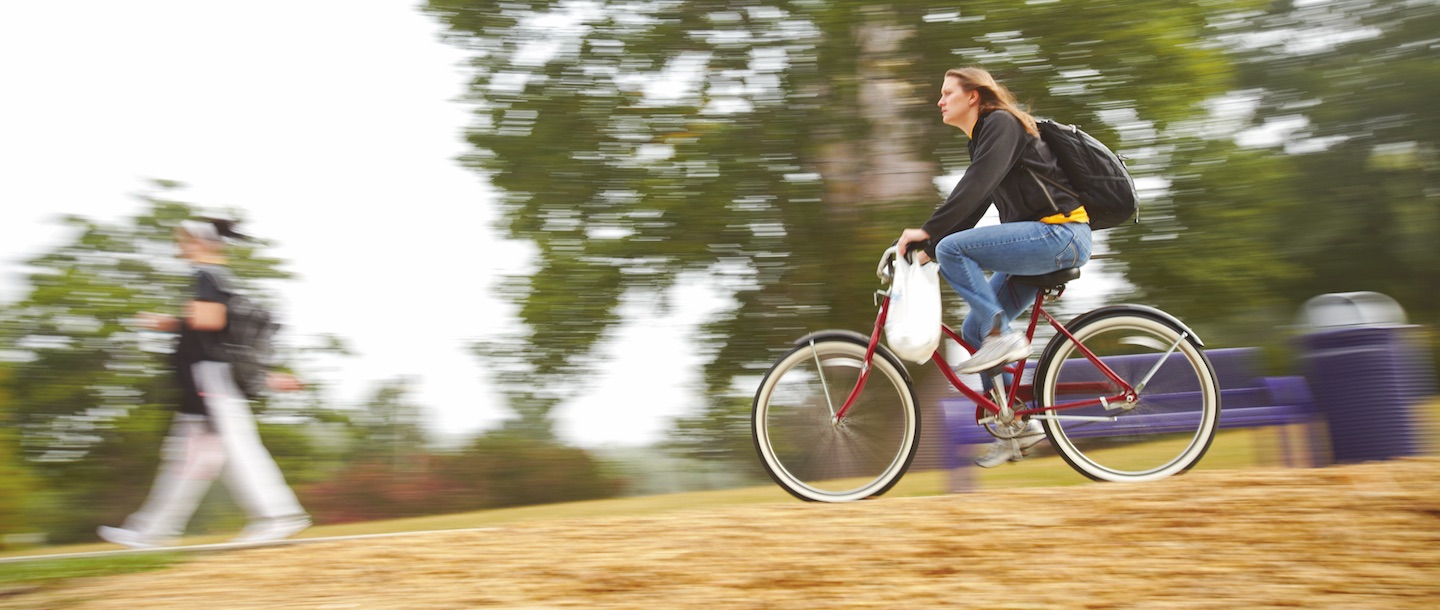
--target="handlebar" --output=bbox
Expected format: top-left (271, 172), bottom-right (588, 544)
top-left (876, 245), bottom-right (900, 284)
top-left (877, 239), bottom-right (937, 285)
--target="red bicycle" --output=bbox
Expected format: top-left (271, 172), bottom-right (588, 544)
top-left (752, 246), bottom-right (1221, 502)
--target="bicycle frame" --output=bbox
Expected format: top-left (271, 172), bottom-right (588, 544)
top-left (834, 282), bottom-right (1137, 428)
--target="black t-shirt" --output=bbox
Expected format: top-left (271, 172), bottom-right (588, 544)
top-left (173, 264), bottom-right (234, 414)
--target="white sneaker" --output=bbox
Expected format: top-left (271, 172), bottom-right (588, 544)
top-left (958, 332), bottom-right (1031, 374)
top-left (974, 420), bottom-right (1046, 468)
top-left (231, 516), bottom-right (311, 544)
top-left (97, 526), bottom-right (175, 549)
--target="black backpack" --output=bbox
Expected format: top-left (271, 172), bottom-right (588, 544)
top-left (1028, 119), bottom-right (1139, 230)
top-left (221, 288), bottom-right (280, 400)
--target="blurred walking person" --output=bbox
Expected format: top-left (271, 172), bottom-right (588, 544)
top-left (98, 218), bottom-right (310, 548)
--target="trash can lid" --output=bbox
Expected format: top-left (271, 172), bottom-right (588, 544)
top-left (1299, 291), bottom-right (1408, 328)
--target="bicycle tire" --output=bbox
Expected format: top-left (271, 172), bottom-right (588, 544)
top-left (1033, 309), bottom-right (1220, 482)
top-left (752, 336), bottom-right (920, 502)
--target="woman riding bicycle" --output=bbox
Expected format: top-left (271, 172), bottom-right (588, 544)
top-left (897, 67), bottom-right (1093, 468)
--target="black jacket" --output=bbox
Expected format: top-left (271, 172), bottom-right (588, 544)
top-left (173, 264), bottom-right (235, 416)
top-left (921, 110), bottom-right (1081, 241)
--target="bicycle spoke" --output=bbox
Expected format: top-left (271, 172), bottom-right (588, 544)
top-left (753, 338), bottom-right (919, 502)
top-left (809, 340), bottom-right (838, 418)
top-left (1133, 332), bottom-right (1188, 394)
top-left (1036, 312), bottom-right (1219, 483)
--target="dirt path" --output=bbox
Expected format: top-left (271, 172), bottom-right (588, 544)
top-left (9, 459), bottom-right (1440, 609)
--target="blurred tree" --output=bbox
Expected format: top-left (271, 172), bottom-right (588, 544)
top-left (1109, 0), bottom-right (1440, 347)
top-left (425, 1), bottom-right (1247, 458)
top-left (0, 366), bottom-right (39, 547)
top-left (343, 377), bottom-right (431, 466)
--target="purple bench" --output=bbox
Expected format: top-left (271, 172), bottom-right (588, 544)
top-left (941, 347), bottom-right (1320, 492)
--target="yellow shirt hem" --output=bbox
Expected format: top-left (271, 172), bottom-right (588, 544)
top-left (1041, 206), bottom-right (1089, 224)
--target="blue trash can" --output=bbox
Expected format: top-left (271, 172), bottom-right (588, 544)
top-left (1297, 293), bottom-right (1436, 464)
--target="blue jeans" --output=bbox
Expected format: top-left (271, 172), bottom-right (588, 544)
top-left (936, 221), bottom-right (1092, 388)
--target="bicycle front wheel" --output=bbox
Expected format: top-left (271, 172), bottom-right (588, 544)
top-left (1034, 310), bottom-right (1220, 482)
top-left (752, 337), bottom-right (920, 502)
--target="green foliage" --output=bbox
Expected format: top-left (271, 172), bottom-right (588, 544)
top-left (424, 0), bottom-right (1246, 455)
top-left (1246, 0), bottom-right (1440, 327)
top-left (0, 414), bottom-right (37, 546)
top-left (1108, 0), bottom-right (1440, 351)
top-left (1108, 139), bottom-right (1312, 344)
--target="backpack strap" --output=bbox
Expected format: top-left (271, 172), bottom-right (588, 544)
top-left (1025, 134), bottom-right (1081, 215)
top-left (1027, 167), bottom-right (1083, 202)
top-left (1027, 167), bottom-right (1066, 215)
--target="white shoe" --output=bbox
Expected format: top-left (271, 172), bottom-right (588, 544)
top-left (97, 526), bottom-right (174, 549)
top-left (958, 332), bottom-right (1031, 374)
top-left (974, 420), bottom-right (1046, 468)
top-left (231, 516), bottom-right (311, 544)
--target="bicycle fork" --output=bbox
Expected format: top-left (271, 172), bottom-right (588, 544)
top-left (831, 292), bottom-right (901, 424)
top-left (806, 339), bottom-right (873, 426)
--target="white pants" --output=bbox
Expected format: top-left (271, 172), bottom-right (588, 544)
top-left (122, 361), bottom-right (305, 538)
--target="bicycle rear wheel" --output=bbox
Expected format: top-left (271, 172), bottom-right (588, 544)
top-left (1034, 309), bottom-right (1220, 482)
top-left (752, 337), bottom-right (920, 502)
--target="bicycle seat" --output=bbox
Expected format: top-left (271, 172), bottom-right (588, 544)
top-left (1011, 267), bottom-right (1081, 288)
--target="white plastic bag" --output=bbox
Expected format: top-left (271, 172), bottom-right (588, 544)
top-left (884, 253), bottom-right (942, 364)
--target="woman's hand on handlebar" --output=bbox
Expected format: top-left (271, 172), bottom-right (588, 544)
top-left (897, 228), bottom-right (933, 265)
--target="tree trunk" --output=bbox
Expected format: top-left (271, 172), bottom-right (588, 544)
top-left (816, 15), bottom-right (938, 220)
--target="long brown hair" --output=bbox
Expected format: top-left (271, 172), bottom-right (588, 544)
top-left (945, 67), bottom-right (1038, 137)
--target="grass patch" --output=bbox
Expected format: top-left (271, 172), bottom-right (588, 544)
top-left (0, 552), bottom-right (185, 601)
top-left (304, 483), bottom-right (801, 537)
top-left (0, 553), bottom-right (183, 585)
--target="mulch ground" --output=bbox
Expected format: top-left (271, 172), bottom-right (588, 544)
top-left (8, 458), bottom-right (1440, 609)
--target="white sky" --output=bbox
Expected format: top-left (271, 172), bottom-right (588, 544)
top-left (0, 1), bottom-right (723, 448)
